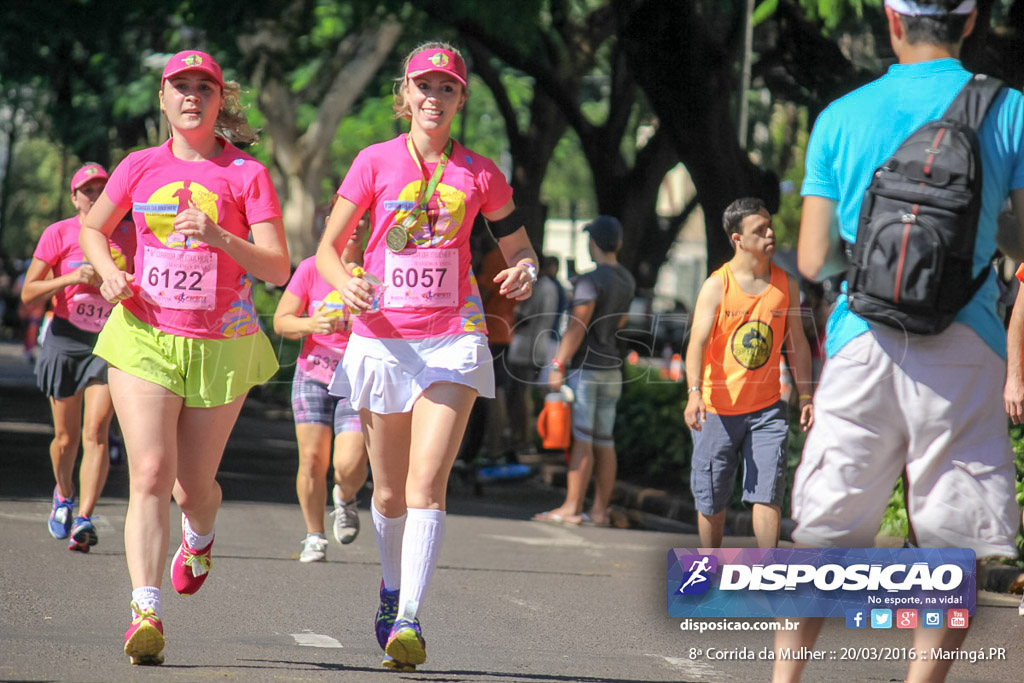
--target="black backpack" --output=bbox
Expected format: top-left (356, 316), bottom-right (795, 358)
top-left (846, 74), bottom-right (1005, 335)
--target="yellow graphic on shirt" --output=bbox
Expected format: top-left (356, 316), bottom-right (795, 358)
top-left (140, 181), bottom-right (220, 248)
top-left (109, 244), bottom-right (128, 271)
top-left (730, 320), bottom-right (773, 370)
top-left (320, 290), bottom-right (349, 319)
top-left (461, 272), bottom-right (485, 332)
top-left (220, 276), bottom-right (258, 338)
top-left (391, 181), bottom-right (466, 247)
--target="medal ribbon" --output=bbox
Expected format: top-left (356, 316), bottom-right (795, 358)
top-left (400, 135), bottom-right (453, 237)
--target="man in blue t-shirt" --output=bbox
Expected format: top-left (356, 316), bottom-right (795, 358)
top-left (775, 1), bottom-right (1024, 681)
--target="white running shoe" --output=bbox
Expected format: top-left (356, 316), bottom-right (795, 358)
top-left (1018, 594), bottom-right (1024, 617)
top-left (331, 485), bottom-right (360, 545)
top-left (298, 534), bottom-right (327, 563)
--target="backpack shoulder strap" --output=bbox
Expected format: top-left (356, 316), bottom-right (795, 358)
top-left (942, 73), bottom-right (1005, 129)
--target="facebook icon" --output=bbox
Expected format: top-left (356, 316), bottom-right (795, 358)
top-left (845, 609), bottom-right (866, 629)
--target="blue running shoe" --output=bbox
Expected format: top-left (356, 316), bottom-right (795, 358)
top-left (384, 617), bottom-right (426, 669)
top-left (68, 516), bottom-right (98, 553)
top-left (374, 580), bottom-right (400, 650)
top-left (48, 487), bottom-right (74, 540)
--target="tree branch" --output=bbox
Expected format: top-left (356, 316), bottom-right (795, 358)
top-left (464, 36), bottom-right (524, 151)
top-left (301, 17), bottom-right (403, 163)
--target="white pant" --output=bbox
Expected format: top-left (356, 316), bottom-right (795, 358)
top-left (792, 324), bottom-right (1018, 558)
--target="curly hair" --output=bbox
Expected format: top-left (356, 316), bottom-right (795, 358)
top-left (215, 81), bottom-right (259, 146)
top-left (392, 40), bottom-right (467, 121)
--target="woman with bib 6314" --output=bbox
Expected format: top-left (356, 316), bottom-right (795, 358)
top-left (80, 50), bottom-right (289, 666)
top-left (22, 163), bottom-right (135, 552)
top-left (316, 41), bottom-right (537, 671)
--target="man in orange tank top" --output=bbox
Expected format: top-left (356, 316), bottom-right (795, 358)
top-left (684, 198), bottom-right (814, 549)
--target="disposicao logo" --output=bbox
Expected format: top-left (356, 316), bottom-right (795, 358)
top-left (184, 54), bottom-right (203, 67)
top-left (676, 554), bottom-right (717, 596)
top-left (667, 548), bottom-right (976, 619)
top-left (430, 52), bottom-right (449, 67)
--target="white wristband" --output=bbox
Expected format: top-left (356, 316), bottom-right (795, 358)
top-left (520, 262), bottom-right (538, 284)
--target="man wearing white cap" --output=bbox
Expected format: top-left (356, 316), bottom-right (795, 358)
top-left (774, 2), bottom-right (1024, 681)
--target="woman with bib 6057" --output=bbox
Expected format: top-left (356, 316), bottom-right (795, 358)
top-left (80, 50), bottom-right (289, 666)
top-left (316, 41), bottom-right (537, 671)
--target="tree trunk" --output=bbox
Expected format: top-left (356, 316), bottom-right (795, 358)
top-left (620, 0), bottom-right (779, 274)
top-left (280, 171), bottom-right (320, 262)
top-left (465, 38), bottom-right (567, 253)
top-left (0, 108), bottom-right (19, 245)
top-left (588, 127), bottom-right (680, 289)
top-left (240, 17), bottom-right (403, 264)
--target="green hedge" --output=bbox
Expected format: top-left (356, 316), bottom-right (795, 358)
top-left (614, 363), bottom-right (692, 484)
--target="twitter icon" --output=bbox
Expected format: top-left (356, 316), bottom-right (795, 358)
top-left (870, 609), bottom-right (892, 629)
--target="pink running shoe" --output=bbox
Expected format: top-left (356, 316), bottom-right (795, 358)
top-left (124, 601), bottom-right (164, 665)
top-left (171, 526), bottom-right (214, 596)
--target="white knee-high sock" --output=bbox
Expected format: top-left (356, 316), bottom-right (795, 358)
top-left (397, 507), bottom-right (446, 621)
top-left (371, 500), bottom-right (406, 591)
top-left (131, 586), bottom-right (162, 620)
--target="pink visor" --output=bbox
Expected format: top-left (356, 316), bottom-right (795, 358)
top-left (70, 164), bottom-right (108, 192)
top-left (161, 50), bottom-right (225, 88)
top-left (406, 48), bottom-right (467, 86)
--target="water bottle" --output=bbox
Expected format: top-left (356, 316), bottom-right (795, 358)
top-left (537, 386), bottom-right (572, 451)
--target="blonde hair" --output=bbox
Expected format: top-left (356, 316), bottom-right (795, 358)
top-left (392, 40), bottom-right (467, 121)
top-left (215, 81), bottom-right (259, 145)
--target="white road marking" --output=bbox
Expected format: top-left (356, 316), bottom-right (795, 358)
top-left (0, 511), bottom-right (119, 530)
top-left (484, 526), bottom-right (650, 551)
top-left (652, 654), bottom-right (726, 680)
top-left (290, 632), bottom-right (343, 648)
top-left (0, 421), bottom-right (53, 435)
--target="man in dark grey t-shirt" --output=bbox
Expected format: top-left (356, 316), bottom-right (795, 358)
top-left (532, 216), bottom-right (635, 527)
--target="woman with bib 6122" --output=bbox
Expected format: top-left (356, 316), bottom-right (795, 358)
top-left (80, 50), bottom-right (289, 666)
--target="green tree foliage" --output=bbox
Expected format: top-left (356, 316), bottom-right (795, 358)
top-left (0, 0), bottom-right (173, 163)
top-left (2, 138), bottom-right (65, 259)
top-left (421, 0), bottom-right (680, 286)
top-left (176, 0), bottom-right (406, 262)
top-left (3, 0), bottom-right (1022, 281)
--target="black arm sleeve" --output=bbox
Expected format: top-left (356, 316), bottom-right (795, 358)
top-left (485, 207), bottom-right (524, 238)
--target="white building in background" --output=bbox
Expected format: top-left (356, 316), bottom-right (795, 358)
top-left (541, 163), bottom-right (708, 312)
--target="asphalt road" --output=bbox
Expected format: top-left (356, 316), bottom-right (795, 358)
top-left (1, 340), bottom-right (1023, 682)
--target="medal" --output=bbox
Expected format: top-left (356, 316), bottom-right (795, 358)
top-left (392, 136), bottom-right (453, 250)
top-left (385, 224), bottom-right (409, 253)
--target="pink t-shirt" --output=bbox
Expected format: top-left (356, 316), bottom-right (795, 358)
top-left (104, 138), bottom-right (282, 339)
top-left (32, 215), bottom-right (136, 333)
top-left (285, 257), bottom-right (352, 377)
top-left (338, 134), bottom-right (513, 339)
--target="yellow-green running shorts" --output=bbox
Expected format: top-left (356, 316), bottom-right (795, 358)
top-left (94, 305), bottom-right (279, 408)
